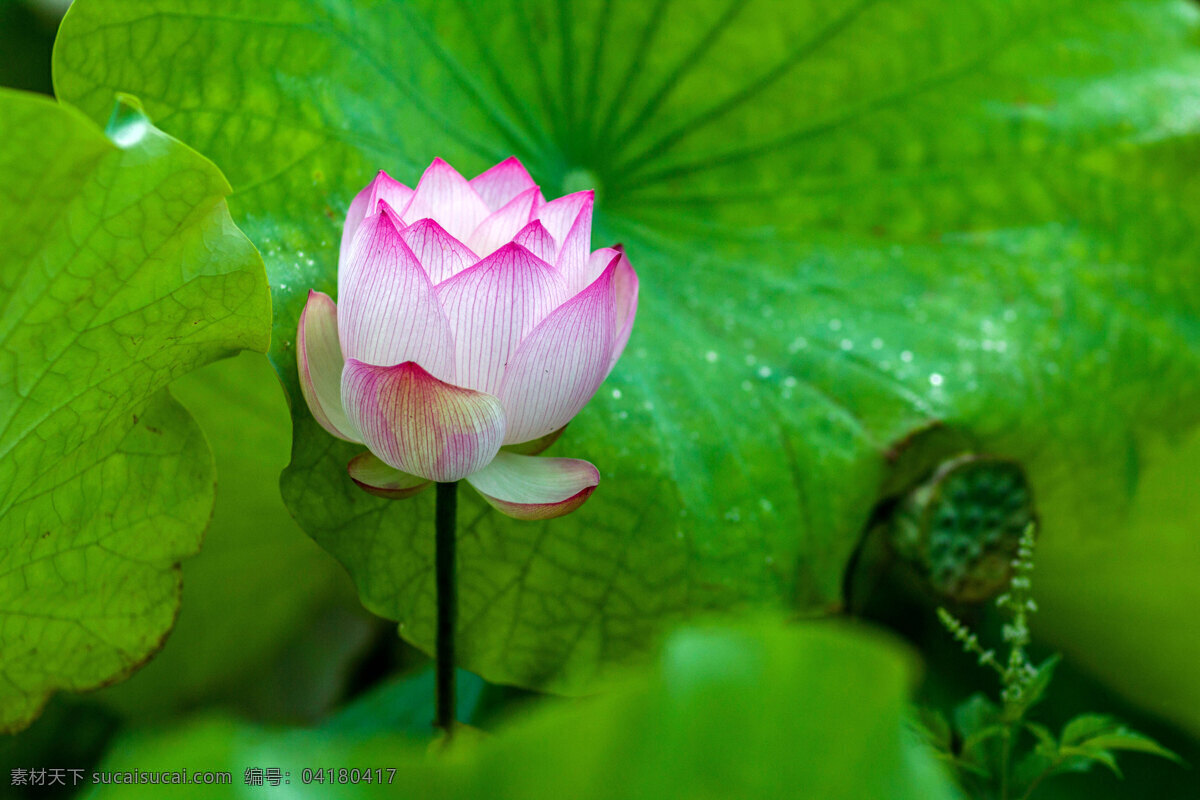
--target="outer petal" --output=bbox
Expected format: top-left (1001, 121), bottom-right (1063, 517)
top-left (469, 156), bottom-right (537, 212)
top-left (297, 290), bottom-right (360, 442)
top-left (466, 452), bottom-right (599, 520)
top-left (497, 260), bottom-right (618, 444)
top-left (512, 219), bottom-right (557, 264)
top-left (400, 218), bottom-right (478, 284)
top-left (342, 359), bottom-right (505, 482)
top-left (609, 248), bottom-right (639, 373)
top-left (467, 186), bottom-right (539, 257)
top-left (348, 450), bottom-right (431, 499)
top-left (338, 211), bottom-right (455, 380)
top-left (339, 171), bottom-right (414, 280)
top-left (501, 424), bottom-right (566, 455)
top-left (436, 242), bottom-right (568, 395)
top-left (535, 190), bottom-right (592, 263)
top-left (402, 158), bottom-right (490, 242)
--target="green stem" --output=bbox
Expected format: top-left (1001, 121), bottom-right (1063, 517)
top-left (435, 481), bottom-right (458, 736)
top-left (1019, 767), bottom-right (1053, 800)
top-left (1000, 725), bottom-right (1012, 800)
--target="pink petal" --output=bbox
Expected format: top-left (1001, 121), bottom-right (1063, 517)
top-left (557, 194), bottom-right (596, 294)
top-left (400, 218), bottom-right (479, 284)
top-left (465, 452), bottom-right (599, 520)
top-left (339, 171), bottom-right (414, 277)
top-left (497, 260), bottom-right (618, 444)
top-left (436, 242), bottom-right (568, 395)
top-left (347, 450), bottom-right (431, 499)
top-left (296, 290), bottom-right (360, 442)
top-left (609, 249), bottom-right (639, 373)
top-left (341, 359), bottom-right (505, 482)
top-left (535, 190), bottom-right (593, 262)
top-left (467, 187), bottom-right (539, 257)
top-left (501, 424), bottom-right (566, 455)
top-left (337, 212), bottom-right (455, 381)
top-left (512, 220), bottom-right (557, 264)
top-left (469, 156), bottom-right (538, 212)
top-left (401, 158), bottom-right (491, 242)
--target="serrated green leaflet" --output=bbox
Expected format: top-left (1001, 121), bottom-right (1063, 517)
top-left (86, 621), bottom-right (958, 800)
top-left (0, 90), bottom-right (269, 732)
top-left (53, 0), bottom-right (1200, 715)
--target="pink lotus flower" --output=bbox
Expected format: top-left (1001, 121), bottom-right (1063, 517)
top-left (296, 158), bottom-right (637, 520)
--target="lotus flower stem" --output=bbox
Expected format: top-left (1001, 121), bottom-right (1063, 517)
top-left (434, 480), bottom-right (458, 736)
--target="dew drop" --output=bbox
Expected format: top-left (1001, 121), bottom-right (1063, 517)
top-left (611, 389), bottom-right (622, 399)
top-left (705, 350), bottom-right (719, 363)
top-left (900, 350), bottom-right (914, 363)
top-left (929, 373), bottom-right (944, 387)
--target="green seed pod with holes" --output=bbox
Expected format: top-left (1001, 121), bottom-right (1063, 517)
top-left (889, 454), bottom-right (1035, 602)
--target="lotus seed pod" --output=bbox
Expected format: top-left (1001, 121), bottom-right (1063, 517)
top-left (889, 454), bottom-right (1035, 602)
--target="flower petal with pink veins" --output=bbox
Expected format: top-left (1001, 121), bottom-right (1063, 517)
top-left (609, 249), bottom-right (639, 374)
top-left (466, 452), bottom-right (599, 520)
top-left (338, 212), bottom-right (455, 380)
top-left (347, 450), bottom-right (430, 499)
top-left (342, 359), bottom-right (505, 482)
top-left (400, 218), bottom-right (478, 284)
top-left (512, 219), bottom-right (557, 264)
top-left (401, 158), bottom-right (491, 242)
top-left (469, 157), bottom-right (538, 212)
top-left (585, 247), bottom-right (619, 286)
top-left (498, 261), bottom-right (618, 444)
top-left (535, 191), bottom-right (593, 264)
top-left (340, 171), bottom-right (414, 273)
top-left (297, 290), bottom-right (360, 442)
top-left (467, 187), bottom-right (539, 257)
top-left (558, 194), bottom-right (596, 293)
top-left (436, 242), bottom-right (568, 395)
top-left (501, 424), bottom-right (566, 455)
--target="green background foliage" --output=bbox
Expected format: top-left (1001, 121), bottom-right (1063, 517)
top-left (92, 352), bottom-right (367, 720)
top-left (0, 89), bottom-right (270, 732)
top-left (51, 0), bottom-right (1200, 736)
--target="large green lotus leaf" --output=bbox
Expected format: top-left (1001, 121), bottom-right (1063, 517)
top-left (94, 352), bottom-right (364, 719)
top-left (54, 0), bottom-right (1200, 719)
top-left (87, 620), bottom-right (958, 800)
top-left (0, 90), bottom-right (269, 732)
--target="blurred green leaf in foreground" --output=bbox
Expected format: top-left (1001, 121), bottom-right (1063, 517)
top-left (87, 619), bottom-right (959, 800)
